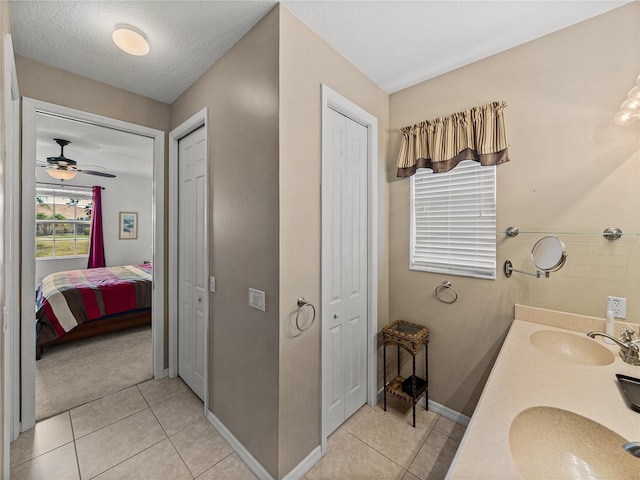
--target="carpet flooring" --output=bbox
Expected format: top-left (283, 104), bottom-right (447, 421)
top-left (35, 324), bottom-right (153, 421)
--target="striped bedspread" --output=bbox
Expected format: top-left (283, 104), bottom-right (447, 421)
top-left (36, 264), bottom-right (152, 345)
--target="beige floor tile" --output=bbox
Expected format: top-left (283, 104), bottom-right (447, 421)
top-left (306, 429), bottom-right (404, 480)
top-left (151, 389), bottom-right (204, 436)
top-left (137, 376), bottom-right (188, 406)
top-left (36, 325), bottom-right (152, 421)
top-left (344, 401), bottom-right (438, 468)
top-left (432, 416), bottom-right (466, 442)
top-left (93, 438), bottom-right (192, 480)
top-left (76, 408), bottom-right (166, 479)
top-left (71, 386), bottom-right (148, 439)
top-left (196, 453), bottom-right (257, 480)
top-left (408, 429), bottom-right (460, 480)
top-left (10, 442), bottom-right (79, 480)
top-left (10, 411), bottom-right (74, 467)
top-left (170, 416), bottom-right (233, 477)
top-left (402, 471), bottom-right (420, 480)
top-left (379, 395), bottom-right (424, 420)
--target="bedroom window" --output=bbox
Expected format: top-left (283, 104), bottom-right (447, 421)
top-left (410, 160), bottom-right (497, 279)
top-left (36, 189), bottom-right (92, 259)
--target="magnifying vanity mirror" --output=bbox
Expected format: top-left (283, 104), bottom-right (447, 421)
top-left (504, 236), bottom-right (567, 278)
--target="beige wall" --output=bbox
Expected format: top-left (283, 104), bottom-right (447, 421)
top-left (0, 1), bottom-right (12, 474)
top-left (171, 5), bottom-right (390, 477)
top-left (278, 6), bottom-right (389, 477)
top-left (15, 56), bottom-right (170, 132)
top-left (388, 3), bottom-right (640, 416)
top-left (170, 7), bottom-right (281, 477)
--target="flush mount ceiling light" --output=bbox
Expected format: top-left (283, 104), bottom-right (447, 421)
top-left (614, 74), bottom-right (640, 126)
top-left (112, 24), bottom-right (149, 56)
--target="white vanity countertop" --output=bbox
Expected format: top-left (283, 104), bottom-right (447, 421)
top-left (446, 305), bottom-right (640, 479)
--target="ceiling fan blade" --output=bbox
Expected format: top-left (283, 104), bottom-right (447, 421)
top-left (77, 164), bottom-right (108, 171)
top-left (76, 169), bottom-right (116, 178)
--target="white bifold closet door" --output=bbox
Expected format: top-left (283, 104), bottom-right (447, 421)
top-left (322, 108), bottom-right (368, 436)
top-left (178, 126), bottom-right (207, 400)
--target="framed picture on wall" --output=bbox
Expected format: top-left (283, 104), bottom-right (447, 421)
top-left (119, 212), bottom-right (138, 239)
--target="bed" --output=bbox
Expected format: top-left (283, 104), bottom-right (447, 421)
top-left (35, 263), bottom-right (153, 360)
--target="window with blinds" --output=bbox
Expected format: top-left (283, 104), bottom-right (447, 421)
top-left (410, 160), bottom-right (496, 280)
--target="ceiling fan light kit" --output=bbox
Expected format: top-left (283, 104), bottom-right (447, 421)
top-left (47, 168), bottom-right (77, 180)
top-left (39, 138), bottom-right (116, 181)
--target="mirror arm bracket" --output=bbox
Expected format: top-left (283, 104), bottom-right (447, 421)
top-left (504, 260), bottom-right (550, 278)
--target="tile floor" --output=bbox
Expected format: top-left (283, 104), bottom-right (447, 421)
top-left (11, 379), bottom-right (464, 480)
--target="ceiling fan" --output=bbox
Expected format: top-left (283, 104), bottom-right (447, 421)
top-left (38, 138), bottom-right (116, 180)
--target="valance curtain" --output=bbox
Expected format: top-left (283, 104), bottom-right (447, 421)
top-left (396, 101), bottom-right (510, 177)
top-left (87, 185), bottom-right (105, 268)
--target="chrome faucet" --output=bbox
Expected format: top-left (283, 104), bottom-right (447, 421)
top-left (587, 329), bottom-right (640, 366)
top-left (624, 442), bottom-right (640, 458)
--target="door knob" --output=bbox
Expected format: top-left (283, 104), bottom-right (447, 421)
top-left (334, 313), bottom-right (339, 319)
top-left (198, 298), bottom-right (202, 303)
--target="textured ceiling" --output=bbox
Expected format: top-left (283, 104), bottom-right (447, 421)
top-left (285, 0), bottom-right (631, 94)
top-left (10, 1), bottom-right (630, 104)
top-left (11, 0), bottom-right (278, 104)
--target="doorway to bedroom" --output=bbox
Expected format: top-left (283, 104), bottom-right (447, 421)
top-left (20, 98), bottom-right (166, 430)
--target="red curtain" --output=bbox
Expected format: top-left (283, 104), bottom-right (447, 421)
top-left (87, 186), bottom-right (105, 268)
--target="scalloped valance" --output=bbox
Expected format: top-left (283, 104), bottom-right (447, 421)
top-left (396, 101), bottom-right (510, 177)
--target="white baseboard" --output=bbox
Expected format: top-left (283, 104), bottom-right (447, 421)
top-left (206, 410), bottom-right (275, 480)
top-left (206, 410), bottom-right (322, 480)
top-left (423, 398), bottom-right (470, 427)
top-left (281, 445), bottom-right (322, 480)
top-left (377, 388), bottom-right (470, 427)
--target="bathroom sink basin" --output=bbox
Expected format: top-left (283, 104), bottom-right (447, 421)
top-left (510, 406), bottom-right (638, 479)
top-left (529, 330), bottom-right (615, 366)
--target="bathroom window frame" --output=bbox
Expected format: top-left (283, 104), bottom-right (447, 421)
top-left (410, 160), bottom-right (497, 280)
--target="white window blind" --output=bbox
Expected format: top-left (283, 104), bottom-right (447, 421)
top-left (410, 160), bottom-right (496, 280)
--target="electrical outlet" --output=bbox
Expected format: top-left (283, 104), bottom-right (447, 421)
top-left (607, 296), bottom-right (627, 319)
top-left (249, 288), bottom-right (265, 311)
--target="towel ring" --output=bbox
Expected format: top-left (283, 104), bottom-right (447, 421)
top-left (295, 297), bottom-right (316, 332)
top-left (434, 281), bottom-right (458, 304)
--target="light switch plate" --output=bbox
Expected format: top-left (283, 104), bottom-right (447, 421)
top-left (249, 288), bottom-right (265, 311)
top-left (209, 277), bottom-right (216, 293)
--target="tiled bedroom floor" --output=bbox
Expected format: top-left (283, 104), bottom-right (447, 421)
top-left (10, 378), bottom-right (465, 480)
